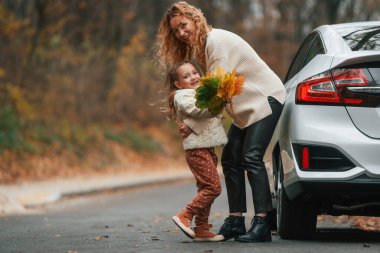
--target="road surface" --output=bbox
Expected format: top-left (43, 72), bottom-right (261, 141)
top-left (0, 179), bottom-right (379, 253)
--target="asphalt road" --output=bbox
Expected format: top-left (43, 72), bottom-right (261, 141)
top-left (0, 179), bottom-right (379, 253)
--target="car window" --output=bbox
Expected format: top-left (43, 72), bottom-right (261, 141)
top-left (337, 25), bottom-right (380, 51)
top-left (284, 33), bottom-right (318, 82)
top-left (302, 35), bottom-right (325, 68)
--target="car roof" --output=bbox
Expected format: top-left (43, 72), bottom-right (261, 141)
top-left (312, 21), bottom-right (380, 54)
top-left (314, 21), bottom-right (380, 33)
top-left (329, 20), bottom-right (380, 30)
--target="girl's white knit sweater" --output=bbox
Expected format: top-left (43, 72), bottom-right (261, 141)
top-left (186, 28), bottom-right (287, 133)
top-left (174, 89), bottom-right (228, 150)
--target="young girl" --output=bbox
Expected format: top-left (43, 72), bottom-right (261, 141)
top-left (167, 61), bottom-right (227, 242)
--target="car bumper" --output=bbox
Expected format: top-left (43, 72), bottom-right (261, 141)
top-left (282, 104), bottom-right (380, 182)
top-left (286, 175), bottom-right (380, 201)
top-left (284, 174), bottom-right (380, 216)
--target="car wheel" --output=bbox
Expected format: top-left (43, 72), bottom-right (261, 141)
top-left (267, 152), bottom-right (279, 231)
top-left (267, 209), bottom-right (277, 231)
top-left (276, 156), bottom-right (317, 240)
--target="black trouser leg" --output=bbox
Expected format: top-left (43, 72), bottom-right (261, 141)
top-left (221, 124), bottom-right (247, 213)
top-left (244, 97), bottom-right (283, 213)
top-left (221, 96), bottom-right (283, 214)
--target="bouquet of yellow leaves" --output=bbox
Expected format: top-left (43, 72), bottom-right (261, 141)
top-left (195, 67), bottom-right (245, 115)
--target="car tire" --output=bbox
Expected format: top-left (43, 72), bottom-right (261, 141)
top-left (267, 209), bottom-right (277, 231)
top-left (268, 151), bottom-right (279, 231)
top-left (276, 156), bottom-right (317, 240)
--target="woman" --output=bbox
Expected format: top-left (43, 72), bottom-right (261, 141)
top-left (155, 1), bottom-right (286, 243)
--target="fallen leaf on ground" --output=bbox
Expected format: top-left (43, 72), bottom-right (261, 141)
top-left (151, 236), bottom-right (159, 241)
top-left (95, 235), bottom-right (109, 240)
top-left (351, 216), bottom-right (380, 231)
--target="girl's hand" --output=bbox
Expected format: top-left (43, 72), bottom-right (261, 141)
top-left (178, 122), bottom-right (193, 138)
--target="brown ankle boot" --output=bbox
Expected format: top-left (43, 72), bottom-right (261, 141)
top-left (172, 210), bottom-right (195, 238)
top-left (193, 224), bottom-right (224, 242)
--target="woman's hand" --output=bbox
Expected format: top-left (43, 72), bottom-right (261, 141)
top-left (178, 122), bottom-right (193, 138)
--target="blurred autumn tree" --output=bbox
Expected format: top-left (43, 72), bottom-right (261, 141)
top-left (0, 0), bottom-right (379, 181)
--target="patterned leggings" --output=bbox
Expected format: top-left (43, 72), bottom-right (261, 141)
top-left (185, 148), bottom-right (222, 227)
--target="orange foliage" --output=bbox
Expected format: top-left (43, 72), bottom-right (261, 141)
top-left (214, 67), bottom-right (245, 102)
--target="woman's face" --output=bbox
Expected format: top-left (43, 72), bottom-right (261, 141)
top-left (174, 63), bottom-right (200, 90)
top-left (169, 15), bottom-right (196, 44)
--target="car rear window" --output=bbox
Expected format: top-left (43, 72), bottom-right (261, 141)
top-left (337, 25), bottom-right (380, 51)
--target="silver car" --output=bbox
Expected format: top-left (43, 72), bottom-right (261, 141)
top-left (265, 21), bottom-right (380, 239)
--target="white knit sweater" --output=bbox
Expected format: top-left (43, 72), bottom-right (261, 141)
top-left (186, 28), bottom-right (287, 132)
top-left (174, 89), bottom-right (228, 150)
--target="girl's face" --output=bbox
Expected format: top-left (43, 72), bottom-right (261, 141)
top-left (169, 15), bottom-right (196, 44)
top-left (174, 63), bottom-right (200, 90)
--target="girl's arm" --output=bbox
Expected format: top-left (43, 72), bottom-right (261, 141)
top-left (175, 90), bottom-right (214, 119)
top-left (174, 90), bottom-right (214, 135)
top-left (182, 118), bottom-right (207, 135)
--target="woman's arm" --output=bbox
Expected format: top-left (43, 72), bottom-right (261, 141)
top-left (206, 31), bottom-right (234, 73)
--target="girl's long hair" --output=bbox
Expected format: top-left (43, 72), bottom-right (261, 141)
top-left (166, 63), bottom-right (182, 121)
top-left (155, 1), bottom-right (211, 73)
top-left (165, 61), bottom-right (199, 121)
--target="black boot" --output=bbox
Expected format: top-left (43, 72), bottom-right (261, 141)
top-left (235, 216), bottom-right (272, 243)
top-left (218, 216), bottom-right (246, 241)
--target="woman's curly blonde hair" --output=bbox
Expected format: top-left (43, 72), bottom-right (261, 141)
top-left (155, 1), bottom-right (211, 73)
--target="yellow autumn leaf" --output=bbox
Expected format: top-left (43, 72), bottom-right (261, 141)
top-left (215, 66), bottom-right (226, 79)
top-left (214, 68), bottom-right (245, 102)
top-left (233, 75), bottom-right (245, 96)
top-left (195, 66), bottom-right (245, 115)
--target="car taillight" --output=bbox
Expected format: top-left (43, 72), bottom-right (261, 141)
top-left (293, 144), bottom-right (355, 171)
top-left (296, 72), bottom-right (340, 104)
top-left (302, 147), bottom-right (310, 169)
top-left (296, 68), bottom-right (371, 106)
top-left (333, 69), bottom-right (368, 105)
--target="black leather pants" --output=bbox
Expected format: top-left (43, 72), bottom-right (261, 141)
top-left (221, 96), bottom-right (284, 214)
